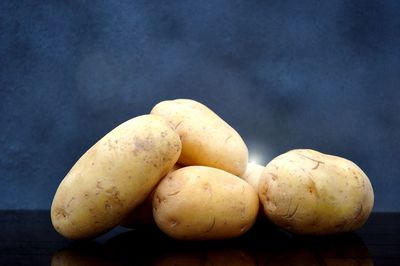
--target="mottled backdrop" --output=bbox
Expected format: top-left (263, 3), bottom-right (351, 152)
top-left (1, 0), bottom-right (399, 210)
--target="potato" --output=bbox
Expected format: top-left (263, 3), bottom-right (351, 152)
top-left (241, 162), bottom-right (265, 192)
top-left (259, 149), bottom-right (374, 235)
top-left (151, 99), bottom-right (248, 176)
top-left (51, 115), bottom-right (182, 239)
top-left (119, 164), bottom-right (182, 228)
top-left (153, 166), bottom-right (259, 240)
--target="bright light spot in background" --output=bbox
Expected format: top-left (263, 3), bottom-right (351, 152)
top-left (249, 150), bottom-right (273, 166)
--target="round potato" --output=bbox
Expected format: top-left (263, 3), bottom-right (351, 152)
top-left (153, 166), bottom-right (259, 240)
top-left (51, 115), bottom-right (182, 239)
top-left (241, 162), bottom-right (265, 192)
top-left (259, 149), bottom-right (374, 235)
top-left (150, 99), bottom-right (248, 176)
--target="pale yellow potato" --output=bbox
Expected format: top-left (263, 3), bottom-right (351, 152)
top-left (150, 99), bottom-right (248, 176)
top-left (153, 166), bottom-right (259, 240)
top-left (51, 115), bottom-right (181, 239)
top-left (120, 164), bottom-right (182, 228)
top-left (241, 162), bottom-right (265, 192)
top-left (259, 149), bottom-right (374, 235)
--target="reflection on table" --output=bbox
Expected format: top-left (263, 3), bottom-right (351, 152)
top-left (52, 222), bottom-right (373, 266)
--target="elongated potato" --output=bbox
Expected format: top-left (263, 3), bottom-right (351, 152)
top-left (241, 162), bottom-right (265, 192)
top-left (51, 115), bottom-right (181, 239)
top-left (150, 99), bottom-right (248, 176)
top-left (153, 166), bottom-right (259, 240)
top-left (259, 149), bottom-right (374, 235)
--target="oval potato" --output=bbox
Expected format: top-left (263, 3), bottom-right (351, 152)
top-left (259, 149), bottom-right (374, 234)
top-left (51, 115), bottom-right (181, 239)
top-left (153, 166), bottom-right (259, 240)
top-left (150, 99), bottom-right (248, 176)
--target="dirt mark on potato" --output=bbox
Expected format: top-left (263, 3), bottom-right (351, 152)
top-left (54, 207), bottom-right (70, 219)
top-left (307, 179), bottom-right (320, 198)
top-left (269, 173), bottom-right (278, 181)
top-left (105, 186), bottom-right (124, 206)
top-left (133, 137), bottom-right (153, 155)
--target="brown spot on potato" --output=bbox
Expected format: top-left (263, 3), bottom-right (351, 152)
top-left (105, 186), bottom-right (123, 206)
top-left (96, 181), bottom-right (103, 190)
top-left (307, 179), bottom-right (319, 198)
top-left (270, 173), bottom-right (278, 181)
top-left (54, 207), bottom-right (69, 219)
top-left (132, 137), bottom-right (153, 155)
top-left (84, 192), bottom-right (90, 199)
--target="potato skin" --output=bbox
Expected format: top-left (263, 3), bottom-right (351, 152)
top-left (119, 164), bottom-right (182, 228)
top-left (259, 149), bottom-right (374, 235)
top-left (153, 166), bottom-right (259, 240)
top-left (51, 115), bottom-right (181, 239)
top-left (241, 162), bottom-right (265, 192)
top-left (150, 99), bottom-right (248, 176)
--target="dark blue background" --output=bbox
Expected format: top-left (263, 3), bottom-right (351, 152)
top-left (1, 0), bottom-right (399, 211)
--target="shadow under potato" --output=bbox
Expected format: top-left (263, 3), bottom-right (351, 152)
top-left (52, 223), bottom-right (373, 266)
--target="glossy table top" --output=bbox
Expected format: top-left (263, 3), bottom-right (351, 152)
top-left (0, 211), bottom-right (399, 265)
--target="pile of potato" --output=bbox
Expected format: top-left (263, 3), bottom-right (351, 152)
top-left (51, 99), bottom-right (374, 240)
